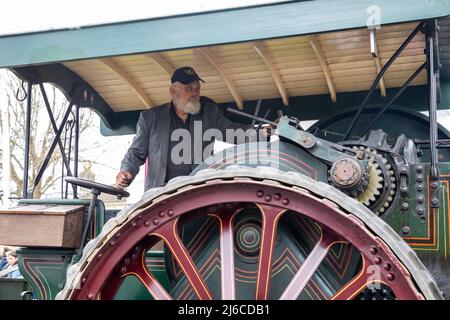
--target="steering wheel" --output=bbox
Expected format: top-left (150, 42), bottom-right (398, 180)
top-left (65, 177), bottom-right (130, 198)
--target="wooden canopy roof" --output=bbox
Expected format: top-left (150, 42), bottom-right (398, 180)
top-left (62, 22), bottom-right (427, 112)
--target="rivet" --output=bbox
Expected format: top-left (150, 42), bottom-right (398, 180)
top-left (138, 214), bottom-right (143, 219)
top-left (87, 293), bottom-right (95, 300)
top-left (431, 182), bottom-right (439, 189)
top-left (257, 191), bottom-right (264, 198)
top-left (131, 221), bottom-right (137, 227)
top-left (416, 184), bottom-right (424, 192)
top-left (401, 203), bottom-right (409, 210)
top-left (153, 218), bottom-right (159, 225)
top-left (417, 196), bottom-right (424, 204)
top-left (131, 253), bottom-right (138, 260)
top-left (81, 277), bottom-right (87, 284)
top-left (115, 232), bottom-right (121, 238)
top-left (282, 199), bottom-right (290, 205)
top-left (144, 220), bottom-right (150, 227)
top-left (159, 211), bottom-right (165, 218)
top-left (274, 193), bottom-right (281, 201)
top-left (110, 240), bottom-right (116, 246)
top-left (400, 186), bottom-right (408, 194)
top-left (374, 257), bottom-right (382, 264)
top-left (123, 258), bottom-right (130, 265)
top-left (431, 198), bottom-right (439, 206)
top-left (416, 166), bottom-right (423, 173)
top-left (120, 266), bottom-right (127, 274)
top-left (97, 253), bottom-right (103, 260)
top-left (383, 263), bottom-right (392, 271)
top-left (387, 273), bottom-right (395, 281)
top-left (369, 247), bottom-right (378, 255)
top-left (168, 210), bottom-right (174, 217)
top-left (416, 175), bottom-right (423, 183)
top-left (417, 207), bottom-right (424, 215)
top-left (401, 226), bottom-right (410, 235)
top-left (265, 195), bottom-right (272, 202)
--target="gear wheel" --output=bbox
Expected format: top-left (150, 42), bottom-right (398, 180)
top-left (357, 155), bottom-right (383, 205)
top-left (351, 146), bottom-right (396, 215)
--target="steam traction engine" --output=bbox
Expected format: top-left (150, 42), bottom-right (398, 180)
top-left (56, 114), bottom-right (448, 300)
top-left (0, 4), bottom-right (449, 301)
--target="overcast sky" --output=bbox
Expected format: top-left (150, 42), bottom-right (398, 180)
top-left (0, 0), bottom-right (285, 35)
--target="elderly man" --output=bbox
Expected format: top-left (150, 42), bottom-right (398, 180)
top-left (116, 66), bottom-right (266, 191)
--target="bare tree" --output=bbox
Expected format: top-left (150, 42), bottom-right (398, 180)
top-left (0, 70), bottom-right (93, 199)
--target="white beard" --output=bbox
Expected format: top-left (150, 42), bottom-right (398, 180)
top-left (179, 100), bottom-right (201, 115)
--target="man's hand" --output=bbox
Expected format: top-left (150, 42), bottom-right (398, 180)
top-left (116, 170), bottom-right (133, 189)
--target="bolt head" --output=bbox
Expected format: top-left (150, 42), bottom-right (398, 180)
top-left (401, 226), bottom-right (410, 234)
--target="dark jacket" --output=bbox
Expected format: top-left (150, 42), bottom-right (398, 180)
top-left (120, 97), bottom-right (252, 190)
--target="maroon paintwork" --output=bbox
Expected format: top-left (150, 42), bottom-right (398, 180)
top-left (68, 179), bottom-right (423, 300)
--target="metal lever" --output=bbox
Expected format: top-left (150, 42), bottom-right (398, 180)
top-left (226, 108), bottom-right (278, 127)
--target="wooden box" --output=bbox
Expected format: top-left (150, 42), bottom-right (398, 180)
top-left (0, 204), bottom-right (85, 248)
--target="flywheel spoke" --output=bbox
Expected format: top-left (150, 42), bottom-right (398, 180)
top-left (331, 256), bottom-right (373, 300)
top-left (280, 231), bottom-right (342, 300)
top-left (210, 210), bottom-right (238, 300)
top-left (126, 248), bottom-right (172, 300)
top-left (255, 204), bottom-right (286, 300)
top-left (152, 219), bottom-right (213, 300)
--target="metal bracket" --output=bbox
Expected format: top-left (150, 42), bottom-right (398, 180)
top-left (277, 117), bottom-right (368, 168)
top-left (392, 155), bottom-right (409, 196)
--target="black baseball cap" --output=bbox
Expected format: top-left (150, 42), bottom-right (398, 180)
top-left (171, 66), bottom-right (205, 84)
